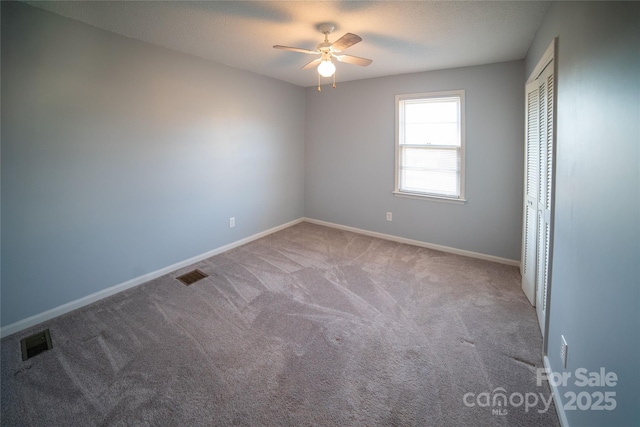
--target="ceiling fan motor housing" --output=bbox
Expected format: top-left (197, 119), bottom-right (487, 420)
top-left (318, 42), bottom-right (332, 53)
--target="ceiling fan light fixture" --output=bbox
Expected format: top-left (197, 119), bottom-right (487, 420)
top-left (274, 23), bottom-right (371, 89)
top-left (317, 59), bottom-right (336, 77)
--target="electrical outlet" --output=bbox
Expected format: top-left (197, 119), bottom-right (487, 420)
top-left (229, 217), bottom-right (235, 228)
top-left (386, 212), bottom-right (392, 221)
top-left (560, 335), bottom-right (568, 369)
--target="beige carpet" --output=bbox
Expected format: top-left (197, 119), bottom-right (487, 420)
top-left (1, 222), bottom-right (559, 426)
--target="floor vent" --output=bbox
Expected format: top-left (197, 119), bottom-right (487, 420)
top-left (176, 269), bottom-right (208, 286)
top-left (21, 329), bottom-right (53, 361)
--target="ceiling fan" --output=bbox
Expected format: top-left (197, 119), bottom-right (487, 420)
top-left (273, 23), bottom-right (373, 90)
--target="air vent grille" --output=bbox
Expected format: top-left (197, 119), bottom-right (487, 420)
top-left (21, 329), bottom-right (53, 361)
top-left (176, 269), bottom-right (208, 286)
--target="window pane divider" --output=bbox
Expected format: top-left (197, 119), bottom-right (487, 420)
top-left (399, 144), bottom-right (459, 149)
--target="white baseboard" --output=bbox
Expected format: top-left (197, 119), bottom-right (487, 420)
top-left (544, 355), bottom-right (569, 427)
top-left (0, 218), bottom-right (304, 339)
top-left (303, 217), bottom-right (520, 267)
top-left (2, 217), bottom-right (518, 338)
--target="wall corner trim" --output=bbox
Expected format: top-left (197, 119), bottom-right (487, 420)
top-left (303, 218), bottom-right (521, 267)
top-left (0, 218), bottom-right (305, 338)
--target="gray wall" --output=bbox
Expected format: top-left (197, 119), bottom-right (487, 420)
top-left (1, 2), bottom-right (305, 327)
top-left (305, 61), bottom-right (525, 261)
top-left (527, 2), bottom-right (639, 426)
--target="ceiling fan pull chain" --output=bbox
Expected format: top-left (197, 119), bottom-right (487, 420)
top-left (333, 72), bottom-right (336, 89)
top-left (318, 74), bottom-right (321, 92)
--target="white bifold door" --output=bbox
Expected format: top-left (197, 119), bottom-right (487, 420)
top-left (522, 42), bottom-right (555, 341)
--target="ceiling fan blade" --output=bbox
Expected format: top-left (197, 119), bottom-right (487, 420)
top-left (330, 33), bottom-right (362, 52)
top-left (334, 54), bottom-right (373, 67)
top-left (301, 57), bottom-right (322, 70)
top-left (273, 45), bottom-right (319, 55)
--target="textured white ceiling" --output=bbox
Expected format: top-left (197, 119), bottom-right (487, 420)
top-left (25, 1), bottom-right (549, 87)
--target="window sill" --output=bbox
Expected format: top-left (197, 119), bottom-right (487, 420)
top-left (392, 191), bottom-right (467, 204)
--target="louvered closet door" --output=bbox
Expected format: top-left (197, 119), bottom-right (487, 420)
top-left (521, 81), bottom-right (540, 306)
top-left (521, 56), bottom-right (555, 338)
top-left (535, 63), bottom-right (554, 334)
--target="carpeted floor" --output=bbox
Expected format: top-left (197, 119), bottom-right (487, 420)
top-left (1, 222), bottom-right (559, 426)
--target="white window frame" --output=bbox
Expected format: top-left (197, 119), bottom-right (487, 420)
top-left (394, 90), bottom-right (466, 203)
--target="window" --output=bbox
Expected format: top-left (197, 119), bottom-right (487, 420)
top-left (394, 90), bottom-right (465, 202)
